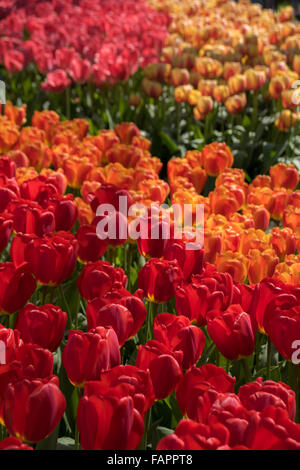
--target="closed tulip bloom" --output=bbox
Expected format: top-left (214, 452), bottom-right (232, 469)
top-left (247, 249), bottom-right (279, 284)
top-left (136, 340), bottom-right (183, 400)
top-left (225, 93), bottom-right (247, 114)
top-left (249, 277), bottom-right (300, 334)
top-left (99, 365), bottom-right (155, 413)
top-left (163, 239), bottom-right (204, 281)
top-left (14, 343), bottom-right (54, 379)
top-left (215, 251), bottom-right (248, 284)
top-left (10, 200), bottom-right (55, 237)
top-left (76, 224), bottom-right (108, 263)
top-left (3, 376), bottom-right (66, 443)
top-left (176, 364), bottom-right (236, 421)
top-left (265, 305), bottom-right (300, 364)
top-left (15, 303), bottom-right (67, 352)
top-left (77, 260), bottom-right (127, 301)
top-left (201, 142), bottom-right (233, 177)
top-left (0, 326), bottom-right (23, 363)
top-left (207, 304), bottom-right (255, 361)
top-left (62, 327), bottom-right (120, 387)
top-left (239, 378), bottom-right (296, 420)
top-left (175, 264), bottom-right (235, 325)
top-left (245, 406), bottom-right (300, 450)
top-left (0, 263), bottom-right (36, 315)
top-left (270, 163), bottom-right (299, 190)
top-left (138, 258), bottom-right (183, 303)
top-left (87, 295), bottom-right (147, 346)
top-left (11, 231), bottom-right (78, 286)
top-left (77, 382), bottom-right (144, 450)
top-left (153, 313), bottom-right (205, 370)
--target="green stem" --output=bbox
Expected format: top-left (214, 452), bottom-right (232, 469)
top-left (241, 358), bottom-right (250, 383)
top-left (58, 285), bottom-right (72, 330)
top-left (266, 336), bottom-right (271, 380)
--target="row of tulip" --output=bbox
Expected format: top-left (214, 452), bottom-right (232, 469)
top-left (1, 0), bottom-right (300, 176)
top-left (0, 103), bottom-right (299, 450)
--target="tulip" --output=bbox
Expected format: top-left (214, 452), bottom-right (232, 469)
top-left (138, 258), bottom-right (183, 303)
top-left (225, 93), bottom-right (247, 114)
top-left (265, 305), bottom-right (300, 364)
top-left (176, 364), bottom-right (236, 421)
top-left (163, 239), bottom-right (204, 281)
top-left (0, 263), bottom-right (36, 315)
top-left (86, 295), bottom-right (147, 346)
top-left (3, 376), bottom-right (66, 443)
top-left (153, 313), bottom-right (205, 369)
top-left (0, 437), bottom-right (33, 450)
top-left (77, 260), bottom-right (127, 301)
top-left (245, 406), bottom-right (300, 450)
top-left (157, 419), bottom-right (230, 450)
top-left (207, 304), bottom-right (256, 361)
top-left (99, 365), bottom-right (155, 413)
top-left (239, 378), bottom-right (296, 420)
top-left (201, 142), bottom-right (233, 177)
top-left (270, 163), bottom-right (299, 190)
top-left (249, 277), bottom-right (300, 334)
top-left (15, 303), bottom-right (67, 352)
top-left (62, 327), bottom-right (120, 387)
top-left (76, 224), bottom-right (108, 263)
top-left (9, 200), bottom-right (56, 237)
top-left (215, 251), bottom-right (249, 283)
top-left (11, 231), bottom-right (78, 286)
top-left (175, 264), bottom-right (235, 325)
top-left (77, 382), bottom-right (144, 450)
top-left (136, 340), bottom-right (183, 400)
top-left (247, 249), bottom-right (279, 284)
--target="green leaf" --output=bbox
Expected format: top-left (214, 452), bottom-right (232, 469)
top-left (159, 131), bottom-right (178, 153)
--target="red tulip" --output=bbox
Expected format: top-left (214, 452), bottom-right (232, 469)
top-left (175, 263), bottom-right (235, 326)
top-left (3, 376), bottom-right (66, 443)
top-left (239, 378), bottom-right (296, 420)
top-left (0, 437), bottom-right (33, 450)
top-left (207, 304), bottom-right (255, 361)
top-left (176, 365), bottom-right (236, 421)
top-left (98, 365), bottom-right (155, 413)
top-left (138, 258), bottom-right (183, 303)
top-left (136, 340), bottom-right (183, 400)
top-left (265, 305), bottom-right (300, 364)
top-left (163, 239), bottom-right (204, 281)
top-left (77, 260), bottom-right (126, 301)
top-left (0, 327), bottom-right (23, 363)
top-left (0, 263), bottom-right (36, 314)
top-left (76, 224), bottom-right (108, 263)
top-left (157, 419), bottom-right (230, 450)
top-left (153, 313), bottom-right (205, 369)
top-left (86, 294), bottom-right (147, 346)
top-left (9, 200), bottom-right (56, 237)
top-left (245, 406), bottom-right (300, 450)
top-left (77, 381), bottom-right (144, 450)
top-left (11, 231), bottom-right (78, 286)
top-left (62, 327), bottom-right (120, 387)
top-left (15, 303), bottom-right (67, 352)
top-left (249, 278), bottom-right (300, 334)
